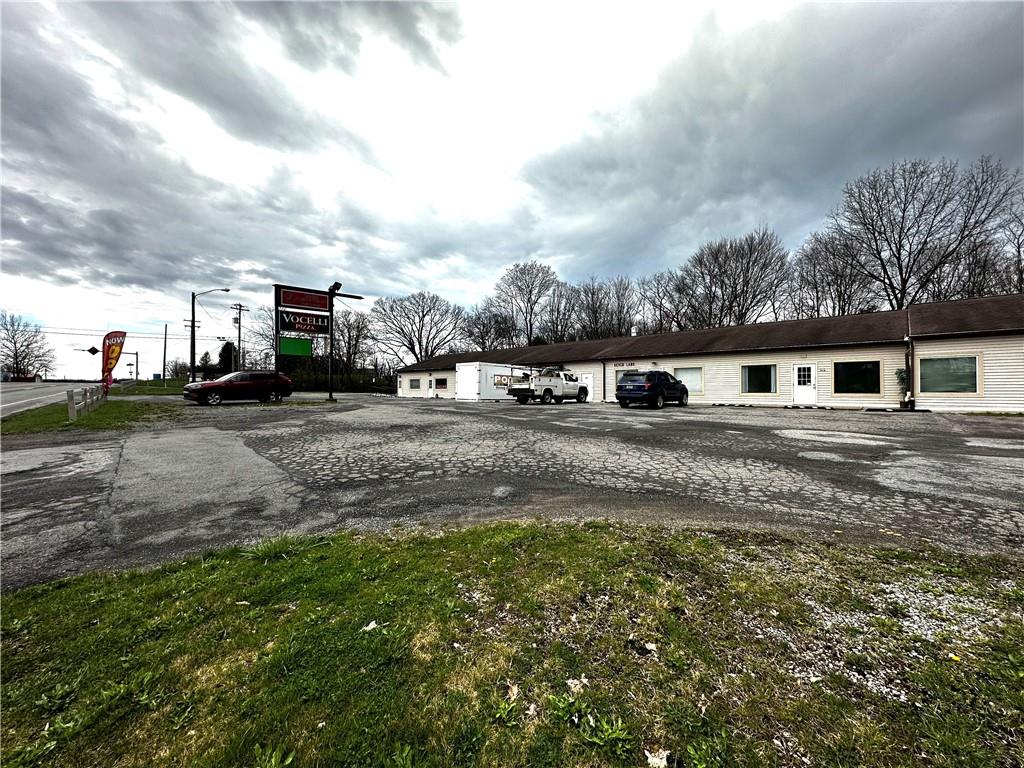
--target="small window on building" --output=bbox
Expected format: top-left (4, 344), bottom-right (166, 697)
top-left (920, 356), bottom-right (978, 393)
top-left (409, 379), bottom-right (421, 390)
top-left (673, 367), bottom-right (703, 394)
top-left (834, 361), bottom-right (881, 394)
top-left (436, 378), bottom-right (448, 389)
top-left (741, 364), bottom-right (777, 394)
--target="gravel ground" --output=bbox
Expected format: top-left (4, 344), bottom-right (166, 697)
top-left (1, 395), bottom-right (1022, 588)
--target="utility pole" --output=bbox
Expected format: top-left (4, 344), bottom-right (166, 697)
top-left (189, 288), bottom-right (229, 382)
top-left (230, 303), bottom-right (249, 371)
top-left (162, 323), bottom-right (168, 387)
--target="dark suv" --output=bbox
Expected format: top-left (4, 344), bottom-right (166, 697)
top-left (183, 371), bottom-right (292, 405)
top-left (616, 370), bottom-right (688, 409)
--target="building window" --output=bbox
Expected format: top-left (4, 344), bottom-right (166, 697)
top-left (409, 379), bottom-right (421, 390)
top-left (435, 378), bottom-right (447, 390)
top-left (741, 364), bottom-right (777, 394)
top-left (834, 361), bottom-right (881, 394)
top-left (673, 367), bottom-right (703, 395)
top-left (920, 356), bottom-right (978, 393)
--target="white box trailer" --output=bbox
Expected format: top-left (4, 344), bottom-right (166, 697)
top-left (455, 362), bottom-right (535, 401)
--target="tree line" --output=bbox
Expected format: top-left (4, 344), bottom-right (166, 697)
top-left (365, 156), bottom-right (1022, 364)
top-left (235, 155), bottom-right (1020, 379)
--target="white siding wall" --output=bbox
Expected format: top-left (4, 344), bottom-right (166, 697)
top-left (397, 369), bottom-right (457, 399)
top-left (562, 362), bottom-right (605, 403)
top-left (914, 335), bottom-right (1024, 412)
top-left (591, 344), bottom-right (908, 408)
top-left (396, 334), bottom-right (1022, 412)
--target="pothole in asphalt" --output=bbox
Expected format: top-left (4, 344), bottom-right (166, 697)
top-left (965, 438), bottom-right (1024, 450)
top-left (776, 429), bottom-right (902, 447)
top-left (798, 451), bottom-right (861, 463)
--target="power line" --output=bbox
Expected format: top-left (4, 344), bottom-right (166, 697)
top-left (42, 329), bottom-right (224, 341)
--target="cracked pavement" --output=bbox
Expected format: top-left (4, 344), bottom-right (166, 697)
top-left (2, 396), bottom-right (1022, 589)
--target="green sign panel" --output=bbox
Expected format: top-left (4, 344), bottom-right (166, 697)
top-left (278, 336), bottom-right (312, 357)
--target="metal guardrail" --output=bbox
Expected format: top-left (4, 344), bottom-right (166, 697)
top-left (66, 385), bottom-right (107, 422)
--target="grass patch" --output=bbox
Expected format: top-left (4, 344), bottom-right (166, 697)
top-left (2, 523), bottom-right (1021, 767)
top-left (1, 400), bottom-right (185, 435)
top-left (109, 378), bottom-right (188, 396)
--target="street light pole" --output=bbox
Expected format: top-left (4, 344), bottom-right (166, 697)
top-left (189, 287), bottom-right (230, 382)
top-left (326, 282), bottom-right (364, 402)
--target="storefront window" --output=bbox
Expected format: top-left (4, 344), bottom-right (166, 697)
top-left (920, 357), bottom-right (978, 393)
top-left (741, 364), bottom-right (777, 393)
top-left (834, 361), bottom-right (881, 394)
top-left (673, 367), bottom-right (703, 394)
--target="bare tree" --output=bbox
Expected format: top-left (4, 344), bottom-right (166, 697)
top-left (463, 297), bottom-right (517, 351)
top-left (370, 291), bottom-right (465, 363)
top-left (832, 156), bottom-right (1020, 309)
top-left (679, 227), bottom-right (789, 328)
top-left (247, 306), bottom-right (278, 366)
top-left (168, 358), bottom-right (190, 378)
top-left (637, 270), bottom-right (685, 334)
top-left (605, 275), bottom-right (641, 336)
top-left (920, 239), bottom-right (1008, 302)
top-left (335, 309), bottom-right (371, 375)
top-left (678, 238), bottom-right (731, 328)
top-left (540, 281), bottom-right (580, 343)
top-left (999, 188), bottom-right (1024, 294)
top-left (576, 275), bottom-right (611, 339)
top-left (789, 231), bottom-right (876, 318)
top-left (0, 311), bottom-right (56, 378)
top-left (493, 261), bottom-right (558, 345)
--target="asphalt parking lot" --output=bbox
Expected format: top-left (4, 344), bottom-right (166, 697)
top-left (2, 396), bottom-right (1022, 588)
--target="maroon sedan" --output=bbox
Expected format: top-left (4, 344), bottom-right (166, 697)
top-left (183, 371), bottom-right (292, 405)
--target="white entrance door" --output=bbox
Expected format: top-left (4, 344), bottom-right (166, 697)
top-left (579, 373), bottom-right (594, 402)
top-left (792, 363), bottom-right (816, 405)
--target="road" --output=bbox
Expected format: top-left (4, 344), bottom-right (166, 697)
top-left (2, 396), bottom-right (1022, 589)
top-left (0, 381), bottom-right (86, 418)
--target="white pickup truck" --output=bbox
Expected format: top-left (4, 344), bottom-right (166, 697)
top-left (507, 368), bottom-right (588, 405)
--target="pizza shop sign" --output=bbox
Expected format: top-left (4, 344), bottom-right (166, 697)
top-left (279, 310), bottom-right (329, 335)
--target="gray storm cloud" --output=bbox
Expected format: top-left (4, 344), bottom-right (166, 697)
top-left (1, 2), bottom-right (1021, 305)
top-left (523, 3), bottom-right (1024, 279)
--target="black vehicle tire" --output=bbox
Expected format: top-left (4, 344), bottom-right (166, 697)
top-left (576, 388), bottom-right (588, 403)
top-left (259, 395), bottom-right (271, 403)
top-left (618, 399), bottom-right (629, 408)
top-left (516, 396), bottom-right (530, 405)
top-left (541, 389), bottom-right (554, 405)
top-left (652, 393), bottom-right (665, 409)
top-left (554, 396), bottom-right (564, 404)
top-left (679, 391), bottom-right (688, 407)
top-left (206, 391), bottom-right (223, 406)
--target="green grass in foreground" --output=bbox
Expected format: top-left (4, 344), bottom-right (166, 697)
top-left (0, 400), bottom-right (184, 435)
top-left (2, 523), bottom-right (1021, 768)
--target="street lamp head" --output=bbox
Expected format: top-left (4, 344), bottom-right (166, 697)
top-left (329, 281), bottom-right (343, 294)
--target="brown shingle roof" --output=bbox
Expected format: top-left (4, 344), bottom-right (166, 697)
top-left (397, 294), bottom-right (1023, 373)
top-left (908, 293), bottom-right (1024, 338)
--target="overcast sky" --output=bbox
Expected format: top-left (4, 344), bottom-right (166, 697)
top-left (2, 1), bottom-right (1022, 378)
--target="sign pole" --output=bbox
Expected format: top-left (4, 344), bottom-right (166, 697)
top-left (327, 289), bottom-right (335, 402)
top-left (274, 286), bottom-right (280, 375)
